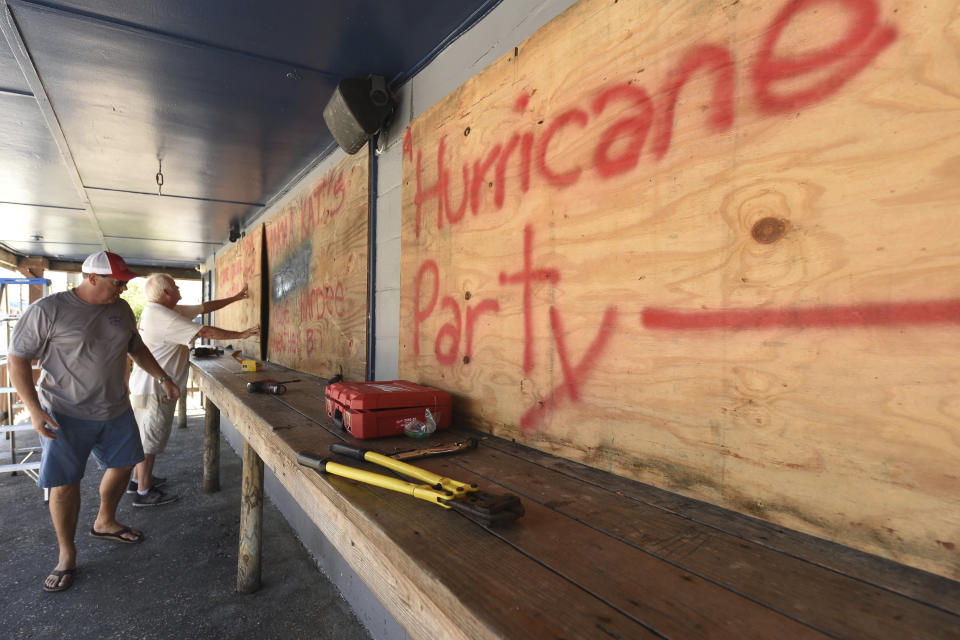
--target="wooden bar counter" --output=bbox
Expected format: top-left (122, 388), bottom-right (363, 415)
top-left (191, 354), bottom-right (960, 640)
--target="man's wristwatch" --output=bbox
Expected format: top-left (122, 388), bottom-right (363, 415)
top-left (157, 376), bottom-right (170, 385)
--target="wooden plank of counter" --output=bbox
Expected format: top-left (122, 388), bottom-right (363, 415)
top-left (190, 357), bottom-right (651, 639)
top-left (422, 449), bottom-right (959, 639)
top-left (265, 389), bottom-right (831, 637)
top-left (476, 437), bottom-right (960, 618)
top-left (190, 357), bottom-right (823, 638)
top-left (275, 386), bottom-right (959, 640)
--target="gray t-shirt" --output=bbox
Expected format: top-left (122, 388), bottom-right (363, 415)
top-left (9, 289), bottom-right (144, 420)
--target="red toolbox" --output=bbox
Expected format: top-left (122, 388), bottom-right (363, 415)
top-left (324, 380), bottom-right (452, 439)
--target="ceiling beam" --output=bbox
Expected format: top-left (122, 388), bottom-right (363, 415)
top-left (0, 0), bottom-right (108, 250)
top-left (0, 86), bottom-right (32, 97)
top-left (47, 259), bottom-right (202, 281)
top-left (0, 247), bottom-right (203, 280)
top-left (0, 245), bottom-right (20, 271)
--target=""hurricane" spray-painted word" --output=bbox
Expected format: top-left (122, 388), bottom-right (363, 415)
top-left (405, 0), bottom-right (897, 237)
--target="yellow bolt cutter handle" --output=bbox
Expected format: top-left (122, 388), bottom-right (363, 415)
top-left (330, 443), bottom-right (477, 496)
top-left (297, 443), bottom-right (525, 527)
top-left (297, 451), bottom-right (453, 507)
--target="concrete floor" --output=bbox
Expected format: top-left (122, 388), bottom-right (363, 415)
top-left (0, 409), bottom-right (372, 640)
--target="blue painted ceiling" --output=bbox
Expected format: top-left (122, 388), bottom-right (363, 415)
top-left (0, 0), bottom-right (499, 267)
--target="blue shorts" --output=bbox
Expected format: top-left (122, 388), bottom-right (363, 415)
top-left (38, 406), bottom-right (145, 488)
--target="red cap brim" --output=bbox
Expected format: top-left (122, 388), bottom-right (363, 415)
top-left (105, 252), bottom-right (141, 281)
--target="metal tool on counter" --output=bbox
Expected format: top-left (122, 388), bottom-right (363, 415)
top-left (191, 346), bottom-right (223, 357)
top-left (246, 379), bottom-right (301, 395)
top-left (389, 437), bottom-right (478, 461)
top-left (296, 443), bottom-right (523, 527)
top-left (231, 350), bottom-right (261, 371)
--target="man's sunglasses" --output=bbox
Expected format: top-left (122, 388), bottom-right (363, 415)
top-left (103, 277), bottom-right (128, 287)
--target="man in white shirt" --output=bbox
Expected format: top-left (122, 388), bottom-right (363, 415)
top-left (128, 273), bottom-right (259, 506)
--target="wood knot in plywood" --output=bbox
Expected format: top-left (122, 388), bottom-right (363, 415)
top-left (751, 217), bottom-right (788, 244)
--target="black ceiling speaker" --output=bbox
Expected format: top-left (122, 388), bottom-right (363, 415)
top-left (323, 75), bottom-right (397, 154)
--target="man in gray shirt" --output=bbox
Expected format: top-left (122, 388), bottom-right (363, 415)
top-left (8, 251), bottom-right (179, 592)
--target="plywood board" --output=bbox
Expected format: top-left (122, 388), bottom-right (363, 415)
top-left (214, 224), bottom-right (263, 357)
top-left (265, 152), bottom-right (368, 380)
top-left (399, 0), bottom-right (960, 578)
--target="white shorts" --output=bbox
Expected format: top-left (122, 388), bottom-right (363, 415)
top-left (131, 393), bottom-right (177, 455)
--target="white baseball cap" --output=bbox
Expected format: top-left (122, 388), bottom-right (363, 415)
top-left (81, 251), bottom-right (140, 281)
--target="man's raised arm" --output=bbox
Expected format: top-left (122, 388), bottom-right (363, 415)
top-left (201, 283), bottom-right (249, 314)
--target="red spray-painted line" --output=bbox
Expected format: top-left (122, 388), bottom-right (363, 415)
top-left (642, 300), bottom-right (960, 331)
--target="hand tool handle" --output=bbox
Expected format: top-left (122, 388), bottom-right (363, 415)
top-left (296, 451), bottom-right (328, 472)
top-left (192, 346), bottom-right (222, 357)
top-left (390, 437), bottom-right (478, 461)
top-left (323, 461), bottom-right (452, 507)
top-left (329, 442), bottom-right (369, 461)
top-left (329, 443), bottom-right (476, 496)
top-left (247, 381), bottom-right (287, 395)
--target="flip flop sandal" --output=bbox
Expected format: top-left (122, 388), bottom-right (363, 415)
top-left (89, 526), bottom-right (144, 544)
top-left (43, 568), bottom-right (76, 592)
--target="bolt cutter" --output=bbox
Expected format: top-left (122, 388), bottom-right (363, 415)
top-left (297, 443), bottom-right (524, 526)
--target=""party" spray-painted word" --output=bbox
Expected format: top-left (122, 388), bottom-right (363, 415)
top-left (413, 225), bottom-right (618, 431)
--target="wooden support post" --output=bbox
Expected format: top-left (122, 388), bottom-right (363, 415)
top-left (237, 438), bottom-right (263, 594)
top-left (16, 256), bottom-right (48, 303)
top-left (177, 393), bottom-right (187, 429)
top-left (203, 398), bottom-right (220, 493)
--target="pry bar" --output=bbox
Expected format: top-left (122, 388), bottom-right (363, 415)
top-left (390, 437), bottom-right (478, 461)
